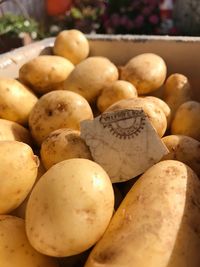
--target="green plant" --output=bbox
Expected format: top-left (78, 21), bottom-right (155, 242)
top-left (0, 13), bottom-right (43, 39)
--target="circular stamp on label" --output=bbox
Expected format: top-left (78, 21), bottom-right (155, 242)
top-left (100, 109), bottom-right (146, 139)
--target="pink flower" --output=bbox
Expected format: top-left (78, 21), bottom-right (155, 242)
top-left (149, 15), bottom-right (159, 24)
top-left (110, 13), bottom-right (121, 27)
top-left (134, 15), bottom-right (144, 28)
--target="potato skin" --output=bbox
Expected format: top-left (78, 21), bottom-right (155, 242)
top-left (0, 141), bottom-right (38, 214)
top-left (120, 53), bottom-right (167, 95)
top-left (0, 215), bottom-right (58, 267)
top-left (97, 80), bottom-right (138, 113)
top-left (163, 74), bottom-right (192, 122)
top-left (29, 90), bottom-right (93, 146)
top-left (171, 101), bottom-right (200, 141)
top-left (106, 97), bottom-right (167, 137)
top-left (53, 29), bottom-right (89, 65)
top-left (64, 57), bottom-right (119, 103)
top-left (0, 78), bottom-right (38, 125)
top-left (161, 135), bottom-right (200, 176)
top-left (0, 118), bottom-right (32, 145)
top-left (19, 55), bottom-right (74, 94)
top-left (85, 160), bottom-right (200, 267)
top-left (26, 159), bottom-right (114, 257)
top-left (41, 128), bottom-right (92, 170)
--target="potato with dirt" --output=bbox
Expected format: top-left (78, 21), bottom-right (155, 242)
top-left (85, 160), bottom-right (200, 267)
top-left (120, 53), bottom-right (167, 95)
top-left (41, 128), bottom-right (92, 170)
top-left (64, 56), bottom-right (119, 103)
top-left (29, 90), bottom-right (93, 146)
top-left (19, 55), bottom-right (74, 94)
top-left (0, 78), bottom-right (38, 125)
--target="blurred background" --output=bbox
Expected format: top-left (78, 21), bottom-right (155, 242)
top-left (0, 0), bottom-right (200, 53)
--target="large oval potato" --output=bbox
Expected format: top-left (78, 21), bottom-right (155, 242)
top-left (97, 80), bottom-right (138, 113)
top-left (0, 215), bottom-right (58, 267)
top-left (64, 56), bottom-right (119, 103)
top-left (19, 55), bottom-right (74, 94)
top-left (53, 29), bottom-right (89, 65)
top-left (26, 159), bottom-right (114, 257)
top-left (106, 97), bottom-right (167, 137)
top-left (41, 128), bottom-right (92, 170)
top-left (0, 118), bottom-right (32, 145)
top-left (163, 73), bottom-right (192, 122)
top-left (0, 141), bottom-right (38, 214)
top-left (120, 53), bottom-right (167, 95)
top-left (161, 135), bottom-right (200, 176)
top-left (171, 101), bottom-right (200, 141)
top-left (85, 160), bottom-right (200, 267)
top-left (29, 90), bottom-right (93, 145)
top-left (0, 78), bottom-right (38, 125)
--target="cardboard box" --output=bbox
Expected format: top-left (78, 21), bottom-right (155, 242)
top-left (0, 34), bottom-right (200, 99)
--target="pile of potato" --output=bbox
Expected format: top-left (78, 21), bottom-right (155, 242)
top-left (0, 29), bottom-right (200, 267)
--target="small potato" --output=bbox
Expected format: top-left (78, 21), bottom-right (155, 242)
top-left (163, 73), bottom-right (192, 122)
top-left (106, 97), bottom-right (167, 137)
top-left (29, 90), bottom-right (93, 146)
top-left (0, 78), bottom-right (38, 125)
top-left (97, 80), bottom-right (138, 113)
top-left (145, 96), bottom-right (171, 126)
top-left (0, 215), bottom-right (58, 267)
top-left (41, 128), bottom-right (92, 170)
top-left (161, 135), bottom-right (200, 176)
top-left (19, 55), bottom-right (74, 94)
top-left (26, 159), bottom-right (114, 257)
top-left (120, 53), bottom-right (167, 95)
top-left (0, 141), bottom-right (38, 214)
top-left (171, 101), bottom-right (200, 141)
top-left (53, 29), bottom-right (89, 65)
top-left (0, 118), bottom-right (32, 145)
top-left (64, 56), bottom-right (119, 103)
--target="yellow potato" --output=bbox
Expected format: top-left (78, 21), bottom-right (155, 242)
top-left (97, 80), bottom-right (138, 113)
top-left (106, 97), bottom-right (167, 137)
top-left (64, 56), bottom-right (119, 103)
top-left (26, 159), bottom-right (114, 257)
top-left (53, 29), bottom-right (89, 65)
top-left (0, 78), bottom-right (38, 125)
top-left (161, 135), bottom-right (200, 176)
top-left (120, 53), bottom-right (167, 94)
top-left (163, 73), bottom-right (192, 122)
top-left (85, 160), bottom-right (200, 267)
top-left (145, 96), bottom-right (171, 126)
top-left (0, 141), bottom-right (38, 214)
top-left (29, 90), bottom-right (93, 146)
top-left (171, 101), bottom-right (200, 141)
top-left (41, 128), bottom-right (92, 170)
top-left (0, 215), bottom-right (58, 267)
top-left (0, 118), bottom-right (32, 145)
top-left (19, 55), bottom-right (74, 94)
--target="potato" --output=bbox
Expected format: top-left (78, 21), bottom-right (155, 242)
top-left (29, 90), bottom-right (93, 146)
top-left (0, 215), bottom-right (58, 267)
top-left (53, 29), bottom-right (89, 65)
top-left (26, 159), bottom-right (114, 257)
top-left (11, 161), bottom-right (46, 219)
top-left (120, 53), bottom-right (167, 94)
top-left (0, 78), bottom-right (38, 125)
top-left (0, 141), bottom-right (38, 214)
top-left (85, 160), bottom-right (200, 267)
top-left (163, 74), bottom-right (192, 122)
top-left (0, 118), bottom-right (32, 145)
top-left (145, 96), bottom-right (171, 126)
top-left (97, 80), bottom-right (138, 113)
top-left (64, 57), bottom-right (119, 103)
top-left (171, 101), bottom-right (200, 141)
top-left (161, 135), bottom-right (200, 176)
top-left (19, 55), bottom-right (74, 94)
top-left (41, 128), bottom-right (92, 170)
top-left (106, 97), bottom-right (167, 137)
